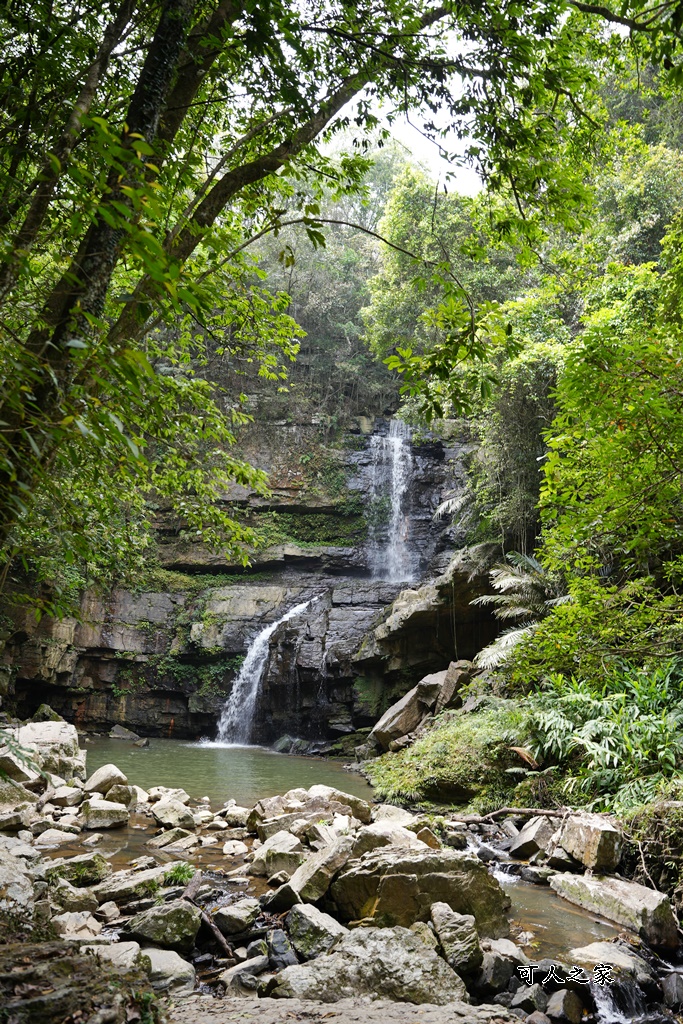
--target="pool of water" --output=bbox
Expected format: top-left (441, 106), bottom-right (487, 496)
top-left (502, 873), bottom-right (622, 961)
top-left (82, 736), bottom-right (373, 806)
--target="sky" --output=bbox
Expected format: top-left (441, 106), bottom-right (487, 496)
top-left (387, 114), bottom-right (483, 196)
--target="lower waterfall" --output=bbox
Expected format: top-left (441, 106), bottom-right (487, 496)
top-left (215, 599), bottom-right (313, 744)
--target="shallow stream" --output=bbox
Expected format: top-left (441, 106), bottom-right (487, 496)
top-left (78, 738), bottom-right (632, 959)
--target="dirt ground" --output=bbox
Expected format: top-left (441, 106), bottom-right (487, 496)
top-left (168, 995), bottom-right (517, 1024)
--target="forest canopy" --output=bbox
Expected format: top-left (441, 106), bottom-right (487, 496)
top-left (2, 0), bottom-right (683, 617)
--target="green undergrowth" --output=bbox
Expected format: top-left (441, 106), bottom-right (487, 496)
top-left (366, 699), bottom-right (531, 810)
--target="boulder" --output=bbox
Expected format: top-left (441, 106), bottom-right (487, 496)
top-left (0, 778), bottom-right (35, 812)
top-left (84, 763), bottom-right (128, 795)
top-left (219, 955), bottom-right (270, 991)
top-left (50, 877), bottom-right (98, 913)
top-left (109, 724), bottom-right (140, 740)
top-left (371, 804), bottom-right (415, 826)
top-left (553, 813), bottom-right (622, 872)
top-left (287, 835), bottom-right (355, 902)
top-left (127, 898), bottom-right (201, 952)
top-left (223, 839), bottom-right (249, 856)
top-left (545, 988), bottom-right (585, 1024)
top-left (147, 827), bottom-right (192, 849)
top-left (214, 897), bottom-right (260, 935)
top-left (148, 786), bottom-right (190, 804)
top-left (51, 785), bottom-right (83, 808)
top-left (485, 937), bottom-right (529, 966)
top-left (248, 785), bottom-right (371, 831)
top-left (34, 828), bottom-right (78, 846)
top-left (52, 910), bottom-right (102, 939)
top-left (434, 661), bottom-right (471, 715)
top-left (662, 972), bottom-right (683, 1009)
top-left (14, 721), bottom-right (84, 779)
top-left (46, 852), bottom-right (111, 886)
top-left (249, 830), bottom-right (305, 878)
top-left (83, 941), bottom-right (149, 972)
top-left (550, 874), bottom-right (677, 949)
top-left (143, 946), bottom-right (196, 994)
top-left (267, 927), bottom-right (298, 969)
top-left (331, 847), bottom-right (510, 936)
top-left (268, 925), bottom-right (468, 1004)
top-left (430, 901), bottom-right (483, 977)
top-left (352, 821), bottom-right (428, 857)
top-left (568, 940), bottom-right (655, 987)
top-left (473, 950), bottom-right (515, 997)
top-left (286, 903), bottom-right (349, 959)
top-left (0, 848), bottom-right (34, 922)
top-left (509, 816), bottom-right (557, 860)
top-left (151, 798), bottom-right (195, 829)
top-left (369, 674), bottom-right (445, 751)
top-left (0, 747), bottom-right (41, 786)
top-left (93, 863), bottom-right (171, 904)
top-left (106, 784), bottom-right (136, 806)
top-left (81, 798), bottom-right (129, 829)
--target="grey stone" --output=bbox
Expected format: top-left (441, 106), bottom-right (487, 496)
top-left (214, 897), bottom-right (261, 935)
top-left (267, 927), bottom-right (298, 969)
top-left (146, 827), bottom-right (193, 849)
top-left (553, 813), bottom-right (622, 872)
top-left (52, 910), bottom-right (102, 939)
top-left (474, 950), bottom-right (515, 996)
top-left (268, 926), bottom-right (468, 1004)
top-left (430, 901), bottom-right (483, 977)
top-left (509, 817), bottom-right (557, 860)
top-left (93, 863), bottom-right (171, 903)
top-left (288, 835), bottom-right (356, 902)
top-left (84, 763), bottom-right (128, 795)
top-left (223, 839), bottom-right (249, 856)
top-left (286, 902), bottom-right (348, 959)
top-left (128, 898), bottom-right (201, 952)
top-left (13, 720), bottom-right (83, 779)
top-left (34, 827), bottom-right (77, 845)
top-left (510, 983), bottom-right (548, 1014)
top-left (143, 946), bottom-right (196, 994)
top-left (219, 955), bottom-right (270, 991)
top-left (249, 830), bottom-right (305, 877)
top-left (568, 940), bottom-right (655, 986)
top-left (81, 798), bottom-right (129, 829)
top-left (331, 847), bottom-right (510, 936)
top-left (662, 973), bottom-right (683, 1008)
top-left (545, 988), bottom-right (584, 1023)
top-left (0, 848), bottom-right (34, 921)
top-left (109, 724), bottom-right (140, 740)
top-left (83, 940), bottom-right (149, 971)
top-left (369, 675), bottom-right (445, 751)
top-left (152, 798), bottom-right (195, 829)
top-left (51, 785), bottom-right (83, 807)
top-left (46, 852), bottom-right (111, 886)
top-left (50, 877), bottom-right (98, 913)
top-left (551, 874), bottom-right (678, 949)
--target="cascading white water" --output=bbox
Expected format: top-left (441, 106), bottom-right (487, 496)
top-left (368, 419), bottom-right (416, 582)
top-left (215, 600), bottom-right (313, 745)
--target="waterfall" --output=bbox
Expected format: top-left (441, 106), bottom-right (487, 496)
top-left (368, 419), bottom-right (416, 582)
top-left (215, 599), bottom-right (313, 745)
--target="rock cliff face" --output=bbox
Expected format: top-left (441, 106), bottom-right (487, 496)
top-left (1, 420), bottom-right (498, 743)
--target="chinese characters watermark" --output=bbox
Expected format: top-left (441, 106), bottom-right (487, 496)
top-left (517, 963), bottom-right (613, 987)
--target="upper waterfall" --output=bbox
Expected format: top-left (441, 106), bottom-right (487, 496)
top-left (214, 599), bottom-right (314, 745)
top-left (367, 419), bottom-right (417, 583)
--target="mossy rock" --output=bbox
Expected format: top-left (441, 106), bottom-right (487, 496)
top-left (0, 940), bottom-right (160, 1023)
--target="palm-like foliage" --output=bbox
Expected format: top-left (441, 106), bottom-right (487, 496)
top-left (471, 552), bottom-right (569, 668)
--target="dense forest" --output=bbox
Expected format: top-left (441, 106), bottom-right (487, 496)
top-left (6, 2), bottom-right (683, 1021)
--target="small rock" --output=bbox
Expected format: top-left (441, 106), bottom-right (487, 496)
top-left (52, 910), bottom-right (102, 939)
top-left (46, 852), bottom-right (111, 886)
top-left (127, 898), bottom-right (201, 952)
top-left (431, 901), bottom-right (483, 977)
top-left (509, 816), bottom-right (557, 860)
top-left (82, 832), bottom-right (103, 847)
top-left (286, 903), bottom-right (348, 960)
top-left (50, 877), bottom-right (98, 913)
top-left (34, 828), bottom-right (78, 846)
top-left (219, 955), bottom-right (269, 991)
top-left (84, 764), bottom-right (128, 795)
top-left (147, 827), bottom-right (193, 849)
top-left (267, 927), bottom-right (298, 969)
top-left (545, 988), bottom-right (584, 1023)
top-left (109, 724), bottom-right (140, 740)
top-left (510, 982), bottom-right (548, 1014)
top-left (143, 946), bottom-right (196, 994)
top-left (148, 786), bottom-right (190, 804)
top-left (152, 799), bottom-right (195, 830)
top-left (214, 897), bottom-right (260, 936)
top-left (134, 737), bottom-right (150, 748)
top-left (81, 798), bottom-right (129, 830)
top-left (51, 785), bottom-right (83, 808)
top-left (222, 839), bottom-right (249, 857)
top-left (95, 901), bottom-right (120, 923)
top-left (83, 940), bottom-right (148, 971)
top-left (249, 830), bottom-right (305, 878)
top-left (526, 1014), bottom-right (551, 1024)
top-left (662, 972), bottom-right (683, 1009)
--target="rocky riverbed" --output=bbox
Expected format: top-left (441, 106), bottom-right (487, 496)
top-left (2, 713), bottom-right (683, 1024)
